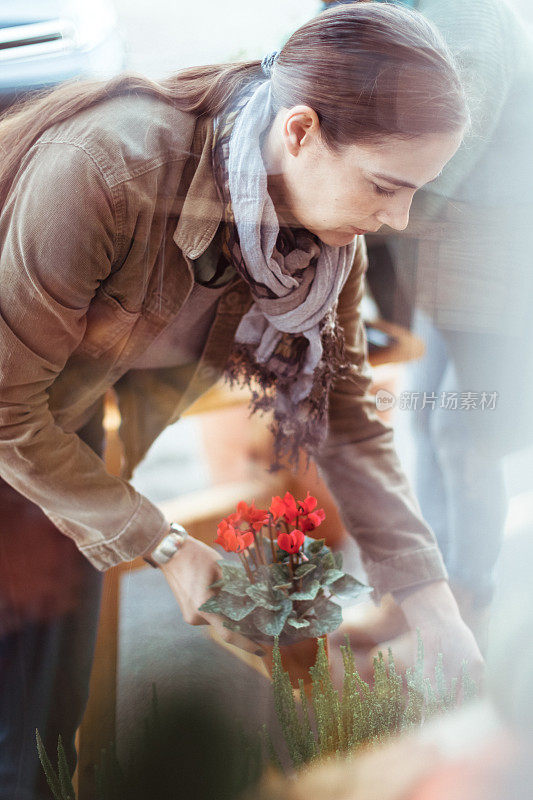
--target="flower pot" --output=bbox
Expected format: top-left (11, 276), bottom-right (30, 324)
top-left (263, 636), bottom-right (329, 689)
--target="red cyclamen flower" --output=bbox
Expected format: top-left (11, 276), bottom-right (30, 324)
top-left (299, 508), bottom-right (326, 532)
top-left (233, 500), bottom-right (269, 532)
top-left (215, 519), bottom-right (254, 553)
top-left (269, 492), bottom-right (298, 525)
top-left (297, 492), bottom-right (326, 532)
top-left (277, 529), bottom-right (305, 554)
top-left (298, 492), bottom-right (319, 515)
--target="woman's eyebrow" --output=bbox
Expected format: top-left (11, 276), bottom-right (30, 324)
top-left (372, 170), bottom-right (443, 189)
top-left (371, 172), bottom-right (418, 189)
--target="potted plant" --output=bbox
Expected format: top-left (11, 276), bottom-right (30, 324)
top-left (199, 491), bottom-right (369, 686)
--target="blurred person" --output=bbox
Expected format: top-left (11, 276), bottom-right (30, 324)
top-left (0, 3), bottom-right (484, 796)
top-left (323, 0), bottom-right (533, 652)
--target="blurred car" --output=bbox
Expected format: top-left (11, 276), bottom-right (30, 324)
top-left (0, 0), bottom-right (125, 109)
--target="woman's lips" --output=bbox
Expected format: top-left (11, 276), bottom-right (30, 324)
top-left (334, 226), bottom-right (370, 236)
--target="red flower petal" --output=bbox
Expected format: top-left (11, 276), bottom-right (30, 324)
top-left (292, 529), bottom-right (305, 550)
top-left (215, 520), bottom-right (240, 552)
top-left (270, 492), bottom-right (298, 524)
top-left (277, 529), bottom-right (305, 554)
top-left (308, 509), bottom-right (326, 528)
top-left (237, 530), bottom-right (254, 551)
top-left (269, 495), bottom-right (287, 521)
top-left (299, 492), bottom-right (317, 515)
top-left (236, 500), bottom-right (248, 517)
top-left (282, 492), bottom-right (298, 524)
top-left (248, 500), bottom-right (269, 530)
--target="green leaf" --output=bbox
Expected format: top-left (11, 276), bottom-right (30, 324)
top-left (294, 562), bottom-right (317, 578)
top-left (290, 580), bottom-right (320, 601)
top-left (305, 538), bottom-right (326, 556)
top-left (246, 582), bottom-right (287, 611)
top-left (198, 596), bottom-right (222, 615)
top-left (35, 730), bottom-right (62, 800)
top-left (287, 617), bottom-right (311, 629)
top-left (305, 598), bottom-right (343, 636)
top-left (333, 550), bottom-right (343, 570)
top-left (322, 569), bottom-right (346, 585)
top-left (270, 563), bottom-right (291, 584)
top-left (57, 735), bottom-right (75, 799)
top-left (253, 602), bottom-right (292, 637)
top-left (219, 562), bottom-right (247, 583)
top-left (220, 573), bottom-right (251, 597)
top-left (329, 574), bottom-right (370, 600)
top-left (218, 591), bottom-right (257, 621)
top-left (318, 551), bottom-right (336, 572)
top-left (222, 617), bottom-right (258, 637)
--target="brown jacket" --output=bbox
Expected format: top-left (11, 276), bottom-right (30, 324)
top-left (0, 91), bottom-right (446, 596)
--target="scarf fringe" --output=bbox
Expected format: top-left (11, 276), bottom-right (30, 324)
top-left (224, 308), bottom-right (350, 473)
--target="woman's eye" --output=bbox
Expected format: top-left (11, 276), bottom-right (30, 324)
top-left (373, 184), bottom-right (396, 198)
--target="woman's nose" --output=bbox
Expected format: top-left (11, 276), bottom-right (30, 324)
top-left (377, 196), bottom-right (412, 232)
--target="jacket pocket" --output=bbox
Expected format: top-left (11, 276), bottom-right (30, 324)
top-left (77, 288), bottom-right (140, 359)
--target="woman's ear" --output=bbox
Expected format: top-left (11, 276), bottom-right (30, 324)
top-left (282, 105), bottom-right (321, 157)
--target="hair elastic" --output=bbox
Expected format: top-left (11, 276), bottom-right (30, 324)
top-left (261, 51), bottom-right (279, 78)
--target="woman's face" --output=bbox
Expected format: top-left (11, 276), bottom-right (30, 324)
top-left (263, 106), bottom-right (463, 246)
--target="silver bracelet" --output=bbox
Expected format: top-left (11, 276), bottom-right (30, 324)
top-left (144, 523), bottom-right (189, 568)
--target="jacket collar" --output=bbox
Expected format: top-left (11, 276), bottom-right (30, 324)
top-left (173, 115), bottom-right (223, 259)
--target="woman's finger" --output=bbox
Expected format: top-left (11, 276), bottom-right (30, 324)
top-left (335, 594), bottom-right (410, 649)
top-left (200, 611), bottom-right (265, 655)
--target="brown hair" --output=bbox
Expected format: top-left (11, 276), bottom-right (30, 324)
top-left (0, 1), bottom-right (467, 210)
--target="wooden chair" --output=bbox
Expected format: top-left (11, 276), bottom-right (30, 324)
top-left (74, 319), bottom-right (424, 798)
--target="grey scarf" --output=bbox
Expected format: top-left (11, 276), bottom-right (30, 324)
top-left (213, 79), bottom-right (357, 469)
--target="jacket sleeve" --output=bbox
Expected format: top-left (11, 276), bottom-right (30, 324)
top-left (313, 236), bottom-right (447, 598)
top-left (0, 142), bottom-right (169, 570)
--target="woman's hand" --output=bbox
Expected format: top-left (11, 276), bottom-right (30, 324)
top-left (390, 580), bottom-right (484, 685)
top-left (159, 535), bottom-right (265, 655)
top-left (330, 581), bottom-right (484, 688)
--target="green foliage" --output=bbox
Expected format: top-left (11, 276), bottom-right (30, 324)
top-left (289, 580), bottom-right (321, 601)
top-left (35, 731), bottom-right (75, 800)
top-left (37, 636), bottom-right (480, 799)
top-left (37, 683), bottom-right (264, 800)
top-left (254, 603), bottom-right (293, 636)
top-left (246, 582), bottom-right (289, 611)
top-left (293, 563), bottom-right (316, 579)
top-left (268, 634), bottom-right (479, 771)
top-left (270, 640), bottom-right (315, 767)
top-left (219, 591), bottom-right (258, 621)
top-left (199, 538), bottom-right (369, 645)
top-left (304, 538), bottom-right (326, 556)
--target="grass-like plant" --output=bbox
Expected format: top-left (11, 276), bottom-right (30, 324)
top-left (37, 639), bottom-right (478, 798)
top-left (265, 634), bottom-right (478, 770)
top-left (35, 731), bottom-right (76, 800)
